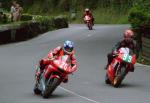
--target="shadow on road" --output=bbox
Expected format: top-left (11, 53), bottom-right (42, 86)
top-left (31, 93), bottom-right (72, 99)
top-left (120, 83), bottom-right (143, 88)
top-left (102, 82), bottom-right (143, 89)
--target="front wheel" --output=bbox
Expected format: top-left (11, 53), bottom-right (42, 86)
top-left (113, 66), bottom-right (126, 88)
top-left (33, 83), bottom-right (41, 95)
top-left (105, 73), bottom-right (111, 84)
top-left (113, 76), bottom-right (121, 88)
top-left (87, 22), bottom-right (92, 30)
top-left (42, 78), bottom-right (61, 98)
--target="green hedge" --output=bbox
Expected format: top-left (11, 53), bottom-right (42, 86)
top-left (0, 15), bottom-right (68, 44)
top-left (33, 15), bottom-right (68, 30)
top-left (53, 15), bottom-right (68, 29)
top-left (21, 14), bottom-right (33, 21)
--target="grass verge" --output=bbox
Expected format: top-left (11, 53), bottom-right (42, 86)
top-left (137, 52), bottom-right (150, 65)
top-left (71, 8), bottom-right (129, 24)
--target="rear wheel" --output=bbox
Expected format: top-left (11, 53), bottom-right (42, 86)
top-left (42, 78), bottom-right (61, 98)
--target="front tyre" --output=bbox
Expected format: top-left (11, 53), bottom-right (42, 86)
top-left (33, 83), bottom-right (41, 95)
top-left (42, 78), bottom-right (61, 98)
top-left (105, 73), bottom-right (111, 84)
top-left (113, 76), bottom-right (121, 88)
top-left (87, 22), bottom-right (92, 30)
top-left (113, 66), bottom-right (126, 88)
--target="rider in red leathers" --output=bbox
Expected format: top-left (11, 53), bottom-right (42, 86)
top-left (105, 29), bottom-right (138, 72)
top-left (83, 8), bottom-right (94, 25)
top-left (36, 40), bottom-right (77, 83)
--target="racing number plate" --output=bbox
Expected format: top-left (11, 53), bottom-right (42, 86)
top-left (122, 54), bottom-right (133, 63)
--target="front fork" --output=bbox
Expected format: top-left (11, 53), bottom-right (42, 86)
top-left (35, 66), bottom-right (41, 83)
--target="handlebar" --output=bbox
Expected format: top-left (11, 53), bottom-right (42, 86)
top-left (47, 57), bottom-right (55, 61)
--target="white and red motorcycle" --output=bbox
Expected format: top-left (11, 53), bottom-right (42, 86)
top-left (34, 54), bottom-right (73, 98)
top-left (84, 15), bottom-right (93, 30)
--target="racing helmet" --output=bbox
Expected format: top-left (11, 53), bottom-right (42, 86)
top-left (63, 40), bottom-right (74, 54)
top-left (124, 29), bottom-right (134, 43)
top-left (85, 8), bottom-right (90, 13)
top-left (124, 29), bottom-right (134, 38)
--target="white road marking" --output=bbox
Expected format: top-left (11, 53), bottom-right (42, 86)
top-left (59, 86), bottom-right (100, 103)
top-left (87, 34), bottom-right (92, 37)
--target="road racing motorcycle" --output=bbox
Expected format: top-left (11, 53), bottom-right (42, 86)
top-left (34, 53), bottom-right (73, 98)
top-left (105, 47), bottom-right (136, 87)
top-left (84, 15), bottom-right (93, 30)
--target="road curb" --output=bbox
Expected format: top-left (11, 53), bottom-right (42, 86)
top-left (136, 63), bottom-right (150, 68)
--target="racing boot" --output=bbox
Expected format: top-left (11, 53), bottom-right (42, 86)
top-left (129, 65), bottom-right (135, 72)
top-left (35, 66), bottom-right (42, 83)
top-left (63, 76), bottom-right (68, 83)
top-left (104, 63), bottom-right (109, 70)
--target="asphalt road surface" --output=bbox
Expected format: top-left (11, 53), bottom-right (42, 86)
top-left (0, 24), bottom-right (150, 103)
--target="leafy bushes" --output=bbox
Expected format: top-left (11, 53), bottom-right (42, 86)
top-left (53, 15), bottom-right (68, 28)
top-left (128, 1), bottom-right (150, 63)
top-left (128, 1), bottom-right (150, 49)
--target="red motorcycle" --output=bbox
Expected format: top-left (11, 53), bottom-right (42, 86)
top-left (105, 47), bottom-right (136, 87)
top-left (34, 53), bottom-right (73, 98)
top-left (84, 15), bottom-right (93, 30)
